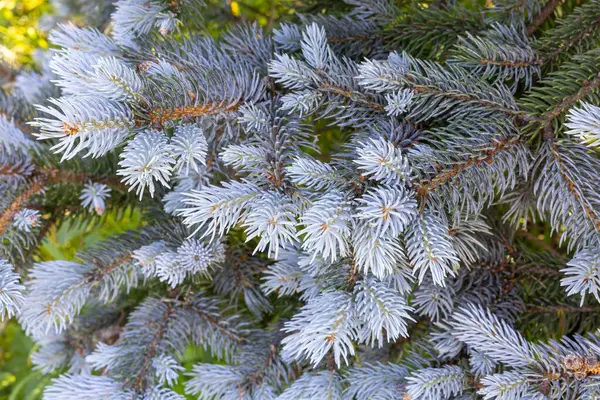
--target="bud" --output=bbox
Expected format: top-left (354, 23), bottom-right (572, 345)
top-left (563, 354), bottom-right (584, 371)
top-left (137, 61), bottom-right (154, 75)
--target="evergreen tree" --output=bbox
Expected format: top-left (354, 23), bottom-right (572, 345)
top-left (2, 0), bottom-right (600, 398)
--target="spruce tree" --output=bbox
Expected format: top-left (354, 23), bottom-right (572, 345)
top-left (2, 0), bottom-right (600, 398)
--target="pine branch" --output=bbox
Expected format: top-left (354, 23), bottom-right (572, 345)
top-left (87, 253), bottom-right (134, 281)
top-left (0, 165), bottom-right (128, 236)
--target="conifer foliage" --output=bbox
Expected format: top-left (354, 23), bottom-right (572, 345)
top-left (3, 0), bottom-right (600, 398)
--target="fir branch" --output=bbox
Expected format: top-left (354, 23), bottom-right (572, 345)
top-left (327, 34), bottom-right (380, 44)
top-left (86, 253), bottom-right (134, 282)
top-left (408, 81), bottom-right (520, 116)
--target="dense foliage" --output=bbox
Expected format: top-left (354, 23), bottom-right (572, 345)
top-left (3, 0), bottom-right (600, 399)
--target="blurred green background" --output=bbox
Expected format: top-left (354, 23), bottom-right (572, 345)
top-left (0, 0), bottom-right (49, 66)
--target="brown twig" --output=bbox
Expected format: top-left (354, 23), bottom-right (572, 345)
top-left (526, 305), bottom-right (600, 313)
top-left (149, 102), bottom-right (240, 126)
top-left (478, 58), bottom-right (544, 68)
top-left (514, 264), bottom-right (561, 277)
top-left (131, 304), bottom-right (174, 391)
top-left (540, 74), bottom-right (600, 138)
top-left (517, 230), bottom-right (564, 259)
top-left (415, 137), bottom-right (521, 210)
top-left (526, 0), bottom-right (562, 36)
top-left (0, 178), bottom-right (46, 235)
top-left (35, 166), bottom-right (127, 190)
top-left (409, 83), bottom-right (524, 117)
top-left (0, 166), bottom-right (127, 236)
top-left (319, 83), bottom-right (386, 112)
